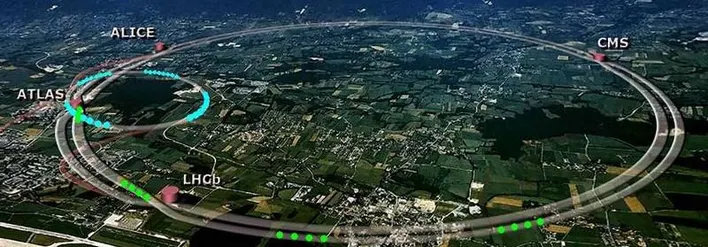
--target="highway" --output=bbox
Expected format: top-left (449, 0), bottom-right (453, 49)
top-left (54, 21), bottom-right (683, 244)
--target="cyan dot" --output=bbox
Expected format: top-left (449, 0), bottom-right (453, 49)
top-left (102, 122), bottom-right (111, 129)
top-left (94, 120), bottom-right (103, 128)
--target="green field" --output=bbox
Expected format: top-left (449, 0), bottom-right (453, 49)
top-left (564, 227), bottom-right (602, 245)
top-left (142, 213), bottom-right (196, 239)
top-left (30, 234), bottom-right (70, 246)
top-left (676, 225), bottom-right (708, 246)
top-left (609, 212), bottom-right (662, 238)
top-left (0, 226), bottom-right (32, 242)
top-left (0, 201), bottom-right (92, 237)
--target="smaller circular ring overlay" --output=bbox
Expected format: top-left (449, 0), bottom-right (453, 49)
top-left (63, 69), bottom-right (210, 129)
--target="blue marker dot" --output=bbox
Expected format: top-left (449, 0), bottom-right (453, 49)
top-left (85, 117), bottom-right (94, 125)
top-left (80, 115), bottom-right (87, 122)
top-left (102, 122), bottom-right (111, 129)
top-left (94, 120), bottom-right (103, 128)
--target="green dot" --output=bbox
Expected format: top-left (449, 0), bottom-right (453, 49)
top-left (497, 226), bottom-right (506, 234)
top-left (305, 234), bottom-right (313, 242)
top-left (119, 179), bottom-right (129, 188)
top-left (511, 223), bottom-right (519, 231)
top-left (524, 221), bottom-right (532, 229)
top-left (536, 218), bottom-right (545, 226)
top-left (275, 231), bottom-right (284, 239)
top-left (320, 235), bottom-right (328, 243)
top-left (135, 189), bottom-right (144, 196)
top-left (290, 232), bottom-right (299, 241)
top-left (142, 193), bottom-right (151, 202)
top-left (127, 184), bottom-right (136, 192)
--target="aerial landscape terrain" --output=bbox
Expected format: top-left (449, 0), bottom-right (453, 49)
top-left (1, 0), bottom-right (708, 246)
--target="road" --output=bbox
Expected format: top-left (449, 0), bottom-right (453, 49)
top-left (54, 21), bottom-right (683, 244)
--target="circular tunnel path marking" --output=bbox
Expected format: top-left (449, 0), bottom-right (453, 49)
top-left (63, 69), bottom-right (210, 129)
